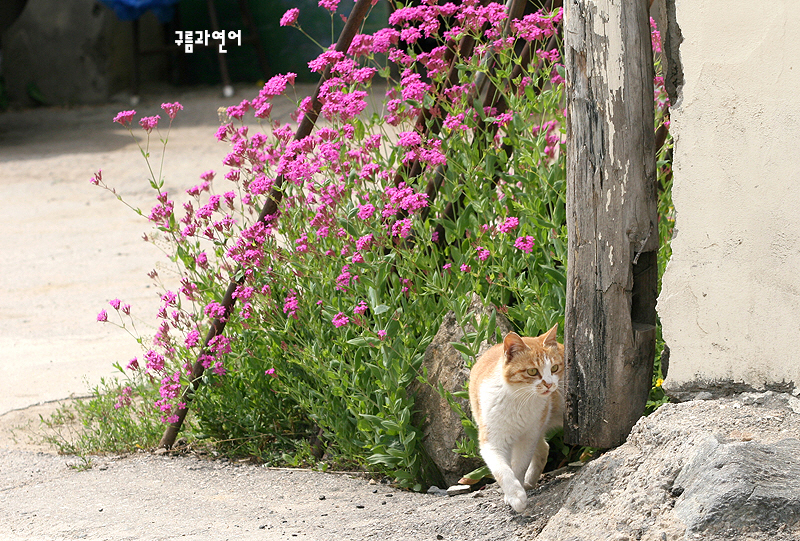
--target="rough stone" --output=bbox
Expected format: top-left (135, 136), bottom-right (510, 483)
top-left (1, 0), bottom-right (165, 106)
top-left (446, 485), bottom-right (472, 496)
top-left (427, 486), bottom-right (448, 496)
top-left (672, 436), bottom-right (800, 537)
top-left (411, 294), bottom-right (513, 487)
top-left (2, 0), bottom-right (112, 105)
top-left (534, 392), bottom-right (800, 541)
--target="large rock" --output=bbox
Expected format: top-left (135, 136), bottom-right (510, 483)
top-left (673, 436), bottom-right (800, 537)
top-left (1, 0), bottom-right (165, 106)
top-left (412, 294), bottom-right (513, 487)
top-left (2, 0), bottom-right (111, 105)
top-left (529, 392), bottom-right (800, 541)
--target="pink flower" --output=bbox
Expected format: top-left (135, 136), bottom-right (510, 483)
top-left (215, 123), bottom-right (231, 142)
top-left (371, 28), bottom-right (399, 53)
top-left (536, 48), bottom-right (560, 63)
top-left (512, 11), bottom-right (559, 42)
top-left (514, 235), bottom-right (536, 253)
top-left (114, 386), bottom-right (133, 410)
top-left (187, 181), bottom-right (210, 197)
top-left (255, 102), bottom-right (273, 119)
top-left (460, 264), bottom-right (471, 272)
top-left (126, 357), bottom-right (139, 371)
top-left (392, 218), bottom-right (413, 238)
top-left (354, 301), bottom-right (368, 315)
top-left (97, 309), bottom-right (108, 322)
top-left (356, 234), bottom-right (373, 251)
top-left (444, 113), bottom-right (467, 131)
top-left (498, 216), bottom-right (519, 233)
top-left (160, 102), bottom-right (183, 120)
top-left (283, 292), bottom-right (299, 319)
top-left (377, 329), bottom-right (387, 340)
top-left (113, 110), bottom-right (136, 125)
top-left (280, 7), bottom-right (300, 26)
top-left (476, 247), bottom-right (490, 261)
top-left (335, 265), bottom-right (353, 291)
top-left (398, 131), bottom-right (421, 147)
top-left (145, 349), bottom-right (166, 373)
top-left (400, 72), bottom-right (430, 102)
top-left (159, 373), bottom-right (181, 399)
top-left (295, 234), bottom-right (309, 253)
top-left (185, 330), bottom-right (201, 348)
top-left (332, 312), bottom-right (350, 328)
top-left (109, 298), bottom-right (121, 310)
top-left (265, 368), bottom-right (277, 377)
top-left (204, 302), bottom-right (227, 320)
top-left (494, 113), bottom-right (513, 127)
top-left (161, 290), bottom-right (177, 306)
top-left (212, 361), bottom-right (226, 376)
top-left (400, 26), bottom-right (422, 44)
top-left (226, 100), bottom-right (250, 120)
top-left (208, 335), bottom-right (232, 356)
top-left (90, 169), bottom-right (102, 185)
top-left (650, 17), bottom-right (662, 53)
top-left (319, 0), bottom-right (340, 12)
top-left (308, 49), bottom-right (345, 73)
top-left (139, 115), bottom-right (160, 133)
top-left (357, 203), bottom-right (375, 220)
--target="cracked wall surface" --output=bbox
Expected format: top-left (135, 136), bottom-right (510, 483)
top-left (657, 1), bottom-right (800, 397)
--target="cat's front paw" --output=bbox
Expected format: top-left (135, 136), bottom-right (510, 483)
top-left (503, 486), bottom-right (527, 513)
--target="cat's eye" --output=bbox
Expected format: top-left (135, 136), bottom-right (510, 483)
top-left (526, 368), bottom-right (539, 377)
top-left (551, 364), bottom-right (560, 373)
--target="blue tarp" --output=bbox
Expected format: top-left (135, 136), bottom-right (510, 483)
top-left (98, 0), bottom-right (181, 23)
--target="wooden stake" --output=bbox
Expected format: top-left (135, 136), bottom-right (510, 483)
top-left (563, 0), bottom-right (658, 448)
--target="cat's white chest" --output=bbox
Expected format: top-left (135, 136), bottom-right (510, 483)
top-left (479, 377), bottom-right (551, 443)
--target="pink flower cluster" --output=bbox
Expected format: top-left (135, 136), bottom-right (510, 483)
top-left (511, 8), bottom-right (562, 42)
top-left (514, 235), bottom-right (536, 253)
top-left (650, 17), bottom-right (662, 53)
top-left (94, 0), bottom-right (586, 427)
top-left (332, 312), bottom-right (350, 328)
top-left (497, 217), bottom-right (519, 233)
top-left (112, 102), bottom-right (183, 130)
top-left (280, 7), bottom-right (299, 27)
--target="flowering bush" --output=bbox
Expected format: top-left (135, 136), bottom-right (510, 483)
top-left (90, 1), bottom-right (672, 487)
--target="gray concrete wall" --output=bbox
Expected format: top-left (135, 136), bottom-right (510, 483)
top-left (1, 0), bottom-right (166, 106)
top-left (658, 1), bottom-right (800, 398)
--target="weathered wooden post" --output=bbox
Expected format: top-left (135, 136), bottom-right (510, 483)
top-left (563, 0), bottom-right (658, 448)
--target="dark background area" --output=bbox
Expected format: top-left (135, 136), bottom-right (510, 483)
top-left (0, 0), bottom-right (389, 108)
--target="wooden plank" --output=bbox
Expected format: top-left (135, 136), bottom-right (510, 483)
top-left (563, 0), bottom-right (658, 448)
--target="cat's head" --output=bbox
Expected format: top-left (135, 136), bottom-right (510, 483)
top-left (502, 324), bottom-right (564, 396)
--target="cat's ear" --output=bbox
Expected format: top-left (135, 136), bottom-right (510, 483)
top-left (503, 332), bottom-right (527, 362)
top-left (542, 323), bottom-right (559, 348)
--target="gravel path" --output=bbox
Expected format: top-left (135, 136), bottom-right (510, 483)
top-left (0, 448), bottom-right (574, 540)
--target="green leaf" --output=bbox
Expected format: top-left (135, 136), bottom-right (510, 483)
top-left (347, 337), bottom-right (370, 347)
top-left (460, 465), bottom-right (493, 483)
top-left (450, 341), bottom-right (476, 359)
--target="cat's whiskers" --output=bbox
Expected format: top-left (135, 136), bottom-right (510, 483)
top-left (512, 385), bottom-right (538, 417)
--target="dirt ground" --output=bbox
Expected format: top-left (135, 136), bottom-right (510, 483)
top-left (0, 84), bottom-right (569, 540)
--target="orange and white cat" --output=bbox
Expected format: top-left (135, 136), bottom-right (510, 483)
top-left (468, 324), bottom-right (564, 513)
